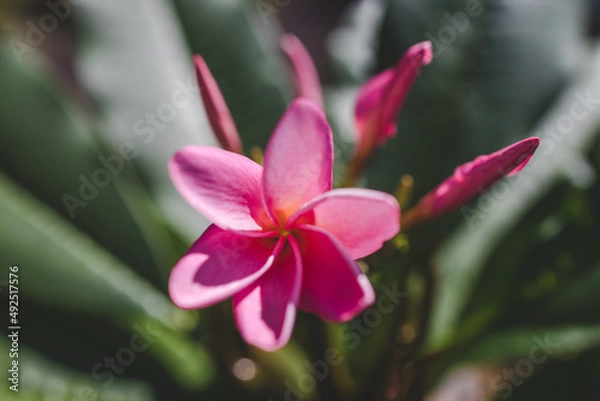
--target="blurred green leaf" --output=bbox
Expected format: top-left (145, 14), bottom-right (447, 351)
top-left (368, 0), bottom-right (586, 197)
top-left (457, 0), bottom-right (586, 154)
top-left (343, 257), bottom-right (410, 381)
top-left (325, 0), bottom-right (389, 175)
top-left (77, 0), bottom-right (214, 241)
top-left (438, 325), bottom-right (600, 366)
top-left (535, 263), bottom-right (600, 324)
top-left (125, 317), bottom-right (217, 391)
top-left (0, 171), bottom-right (192, 330)
top-left (0, 170), bottom-right (217, 389)
top-left (426, 46), bottom-right (600, 352)
top-left (327, 0), bottom-right (388, 82)
top-left (452, 183), bottom-right (600, 337)
top-left (0, 43), bottom-right (179, 285)
top-left (496, 348), bottom-right (600, 401)
top-left (251, 343), bottom-right (317, 401)
top-left (0, 336), bottom-right (157, 401)
top-left (170, 0), bottom-right (290, 149)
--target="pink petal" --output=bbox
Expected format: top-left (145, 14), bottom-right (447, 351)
top-left (288, 188), bottom-right (400, 259)
top-left (169, 146), bottom-right (274, 231)
top-left (194, 55), bottom-right (243, 154)
top-left (295, 226), bottom-right (375, 322)
top-left (355, 41), bottom-right (433, 148)
top-left (414, 137), bottom-right (541, 221)
top-left (169, 225), bottom-right (282, 309)
top-left (262, 98), bottom-right (333, 223)
top-left (233, 237), bottom-right (302, 351)
top-left (280, 34), bottom-right (324, 108)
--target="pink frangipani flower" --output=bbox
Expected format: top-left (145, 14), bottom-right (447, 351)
top-left (194, 55), bottom-right (243, 154)
top-left (280, 34), bottom-right (324, 108)
top-left (168, 98), bottom-right (400, 351)
top-left (403, 137), bottom-right (541, 228)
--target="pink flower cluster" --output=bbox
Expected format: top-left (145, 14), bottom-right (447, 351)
top-left (168, 35), bottom-right (539, 351)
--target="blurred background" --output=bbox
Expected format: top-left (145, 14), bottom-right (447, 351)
top-left (1, 0), bottom-right (600, 400)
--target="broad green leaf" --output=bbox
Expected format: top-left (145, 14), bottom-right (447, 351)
top-left (452, 182), bottom-right (600, 334)
top-left (426, 46), bottom-right (600, 351)
top-left (0, 172), bottom-right (217, 388)
top-left (430, 325), bottom-right (600, 397)
top-left (76, 0), bottom-right (213, 241)
top-left (0, 336), bottom-right (157, 401)
top-left (492, 349), bottom-right (600, 401)
top-left (368, 0), bottom-right (586, 197)
top-left (325, 0), bottom-right (389, 173)
top-left (251, 343), bottom-right (317, 401)
top-left (0, 43), bottom-right (179, 285)
top-left (438, 325), bottom-right (600, 367)
top-left (343, 257), bottom-right (411, 382)
top-left (123, 317), bottom-right (217, 390)
top-left (457, 0), bottom-right (586, 154)
top-left (170, 0), bottom-right (290, 149)
top-left (0, 171), bottom-right (192, 330)
top-left (535, 263), bottom-right (600, 324)
top-left (327, 0), bottom-right (388, 83)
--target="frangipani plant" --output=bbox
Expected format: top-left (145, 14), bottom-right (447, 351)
top-left (167, 36), bottom-right (540, 353)
top-left (2, 1), bottom-right (598, 401)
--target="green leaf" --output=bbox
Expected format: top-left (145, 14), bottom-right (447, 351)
top-left (325, 0), bottom-right (389, 174)
top-left (0, 171), bottom-right (217, 388)
top-left (123, 317), bottom-right (217, 390)
top-left (0, 336), bottom-right (157, 401)
top-left (0, 43), bottom-right (179, 285)
top-left (535, 263), bottom-right (600, 324)
top-left (456, 0), bottom-right (586, 154)
top-left (368, 0), bottom-right (586, 197)
top-left (170, 0), bottom-right (290, 149)
top-left (426, 46), bottom-right (600, 351)
top-left (76, 0), bottom-right (214, 241)
top-left (327, 0), bottom-right (388, 82)
top-left (0, 171), bottom-right (192, 330)
top-left (437, 325), bottom-right (600, 367)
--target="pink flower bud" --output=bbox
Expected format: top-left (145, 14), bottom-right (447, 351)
top-left (355, 41), bottom-right (433, 153)
top-left (405, 137), bottom-right (541, 227)
top-left (280, 34), bottom-right (324, 108)
top-left (194, 55), bottom-right (243, 154)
